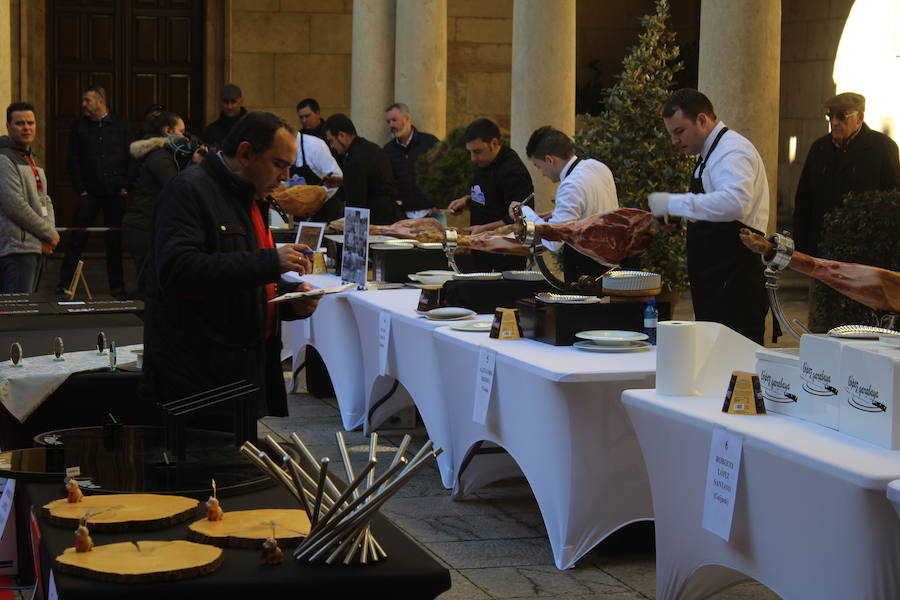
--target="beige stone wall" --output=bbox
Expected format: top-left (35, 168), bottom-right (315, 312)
top-left (777, 0), bottom-right (853, 227)
top-left (227, 0), bottom-right (353, 131)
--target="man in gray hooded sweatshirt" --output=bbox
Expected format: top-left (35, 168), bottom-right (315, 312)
top-left (0, 102), bottom-right (58, 293)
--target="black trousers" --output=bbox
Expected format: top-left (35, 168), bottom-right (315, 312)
top-left (687, 220), bottom-right (768, 344)
top-left (58, 193), bottom-right (125, 292)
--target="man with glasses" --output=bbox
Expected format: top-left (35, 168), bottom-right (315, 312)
top-left (793, 92), bottom-right (900, 255)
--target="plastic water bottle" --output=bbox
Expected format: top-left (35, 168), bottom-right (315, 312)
top-left (643, 299), bottom-right (658, 345)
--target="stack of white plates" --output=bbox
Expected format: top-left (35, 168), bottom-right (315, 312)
top-left (423, 307), bottom-right (476, 321)
top-left (408, 270), bottom-right (455, 286)
top-left (502, 270), bottom-right (544, 281)
top-left (452, 272), bottom-right (503, 281)
top-left (573, 330), bottom-right (651, 353)
top-left (536, 292), bottom-right (601, 304)
top-left (602, 270), bottom-right (661, 295)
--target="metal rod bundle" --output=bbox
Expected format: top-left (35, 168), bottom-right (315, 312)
top-left (240, 431), bottom-right (440, 565)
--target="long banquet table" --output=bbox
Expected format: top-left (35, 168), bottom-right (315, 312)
top-left (285, 273), bottom-right (665, 568)
top-left (622, 389), bottom-right (900, 600)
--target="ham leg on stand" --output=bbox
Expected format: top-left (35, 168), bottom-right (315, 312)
top-left (328, 217), bottom-right (445, 242)
top-left (533, 208), bottom-right (660, 266)
top-left (739, 228), bottom-right (900, 313)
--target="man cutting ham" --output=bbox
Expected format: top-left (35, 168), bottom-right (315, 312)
top-left (648, 89), bottom-right (769, 344)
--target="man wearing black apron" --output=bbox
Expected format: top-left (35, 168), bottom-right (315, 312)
top-left (510, 126), bottom-right (619, 283)
top-left (650, 89), bottom-right (769, 344)
top-left (289, 131), bottom-right (344, 222)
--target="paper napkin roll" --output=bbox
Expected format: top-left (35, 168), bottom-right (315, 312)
top-left (657, 321), bottom-right (698, 396)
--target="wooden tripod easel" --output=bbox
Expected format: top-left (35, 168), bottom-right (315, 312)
top-left (64, 260), bottom-right (93, 300)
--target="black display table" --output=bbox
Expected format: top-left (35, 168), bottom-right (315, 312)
top-left (25, 482), bottom-right (451, 600)
top-left (0, 426), bottom-right (268, 497)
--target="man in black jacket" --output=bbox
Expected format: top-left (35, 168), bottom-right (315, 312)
top-left (141, 111), bottom-right (320, 417)
top-left (448, 118), bottom-right (534, 271)
top-left (793, 92), bottom-right (900, 255)
top-left (57, 85), bottom-right (132, 298)
top-left (382, 103), bottom-right (440, 220)
top-left (202, 84), bottom-right (247, 152)
top-left (323, 113), bottom-right (402, 225)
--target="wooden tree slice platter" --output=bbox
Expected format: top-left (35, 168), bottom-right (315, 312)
top-left (188, 509), bottom-right (311, 548)
top-left (55, 540), bottom-right (223, 583)
top-left (42, 494), bottom-right (199, 532)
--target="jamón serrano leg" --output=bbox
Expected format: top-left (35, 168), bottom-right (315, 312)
top-left (739, 228), bottom-right (900, 313)
top-left (534, 208), bottom-right (659, 266)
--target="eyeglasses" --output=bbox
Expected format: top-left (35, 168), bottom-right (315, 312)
top-left (825, 111), bottom-right (857, 122)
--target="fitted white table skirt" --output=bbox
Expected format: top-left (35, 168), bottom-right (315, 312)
top-left (346, 290), bottom-right (461, 487)
top-left (283, 273), bottom-right (367, 430)
top-left (622, 389), bottom-right (900, 600)
top-left (432, 327), bottom-right (657, 570)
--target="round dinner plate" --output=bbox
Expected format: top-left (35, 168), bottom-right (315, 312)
top-left (575, 330), bottom-right (649, 344)
top-left (573, 340), bottom-right (651, 353)
top-left (502, 270), bottom-right (544, 281)
top-left (425, 307), bottom-right (477, 321)
top-left (449, 320), bottom-right (494, 332)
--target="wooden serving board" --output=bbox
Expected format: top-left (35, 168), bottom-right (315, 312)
top-left (602, 287), bottom-right (662, 298)
top-left (43, 494), bottom-right (199, 532)
top-left (55, 540), bottom-right (223, 583)
top-left (188, 508), bottom-right (311, 548)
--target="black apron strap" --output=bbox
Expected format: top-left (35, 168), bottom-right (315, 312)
top-left (690, 127), bottom-right (729, 194)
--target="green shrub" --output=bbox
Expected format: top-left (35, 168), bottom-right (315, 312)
top-left (415, 126), bottom-right (472, 210)
top-left (573, 0), bottom-right (693, 290)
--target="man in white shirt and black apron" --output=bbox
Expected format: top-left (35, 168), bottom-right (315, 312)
top-left (648, 89), bottom-right (769, 344)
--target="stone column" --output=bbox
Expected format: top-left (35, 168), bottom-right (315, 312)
top-left (351, 0), bottom-right (395, 143)
top-left (510, 0), bottom-right (576, 213)
top-left (0, 0), bottom-right (11, 111)
top-left (394, 0), bottom-right (447, 140)
top-left (698, 0), bottom-right (781, 233)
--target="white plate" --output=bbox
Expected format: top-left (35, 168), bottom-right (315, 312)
top-left (449, 320), bottom-right (494, 332)
top-left (418, 270), bottom-right (455, 277)
top-left (573, 340), bottom-right (652, 352)
top-left (575, 330), bottom-right (649, 344)
top-left (536, 292), bottom-right (601, 304)
top-left (452, 272), bottom-right (503, 281)
top-left (425, 307), bottom-right (476, 320)
top-left (502, 270), bottom-right (544, 281)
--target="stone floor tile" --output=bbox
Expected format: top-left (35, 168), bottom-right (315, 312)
top-left (383, 493), bottom-right (519, 520)
top-left (389, 512), bottom-right (543, 543)
top-left (426, 538), bottom-right (555, 569)
top-left (435, 570), bottom-right (494, 600)
top-left (461, 564), bottom-right (632, 599)
top-left (596, 554), bottom-right (656, 598)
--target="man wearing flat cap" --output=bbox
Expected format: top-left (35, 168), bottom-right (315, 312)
top-left (202, 84), bottom-right (247, 152)
top-left (793, 91), bottom-right (900, 256)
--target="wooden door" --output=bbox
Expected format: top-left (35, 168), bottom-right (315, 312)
top-left (47, 0), bottom-right (205, 226)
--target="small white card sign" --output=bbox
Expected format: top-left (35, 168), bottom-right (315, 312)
top-left (0, 479), bottom-right (16, 537)
top-left (378, 312), bottom-right (391, 376)
top-left (702, 427), bottom-right (743, 541)
top-left (472, 347), bottom-right (497, 425)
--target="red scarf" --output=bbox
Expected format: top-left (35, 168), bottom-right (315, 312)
top-left (250, 199), bottom-right (276, 337)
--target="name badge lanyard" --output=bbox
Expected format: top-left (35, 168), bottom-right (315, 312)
top-left (17, 150), bottom-right (43, 192)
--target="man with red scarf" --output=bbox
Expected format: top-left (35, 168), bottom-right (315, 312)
top-left (141, 111), bottom-right (319, 417)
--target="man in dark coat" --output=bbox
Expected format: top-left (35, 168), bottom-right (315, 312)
top-left (382, 102), bottom-right (440, 219)
top-left (141, 111), bottom-right (320, 418)
top-left (57, 85), bottom-right (132, 298)
top-left (323, 113), bottom-right (402, 225)
top-left (202, 84), bottom-right (248, 152)
top-left (793, 92), bottom-right (900, 255)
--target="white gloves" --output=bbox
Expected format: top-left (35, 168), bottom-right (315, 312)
top-left (648, 192), bottom-right (671, 217)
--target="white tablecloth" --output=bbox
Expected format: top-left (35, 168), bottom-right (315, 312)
top-left (284, 273), bottom-right (367, 430)
top-left (432, 327), bottom-right (657, 569)
top-left (0, 344), bottom-right (143, 422)
top-left (347, 290), bottom-right (467, 488)
top-left (622, 389), bottom-right (900, 600)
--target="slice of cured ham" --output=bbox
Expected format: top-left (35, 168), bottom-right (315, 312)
top-left (739, 228), bottom-right (900, 313)
top-left (534, 208), bottom-right (659, 266)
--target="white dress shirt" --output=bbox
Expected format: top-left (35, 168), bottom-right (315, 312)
top-left (295, 132), bottom-right (342, 199)
top-left (666, 121), bottom-right (769, 233)
top-left (522, 156), bottom-right (619, 250)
